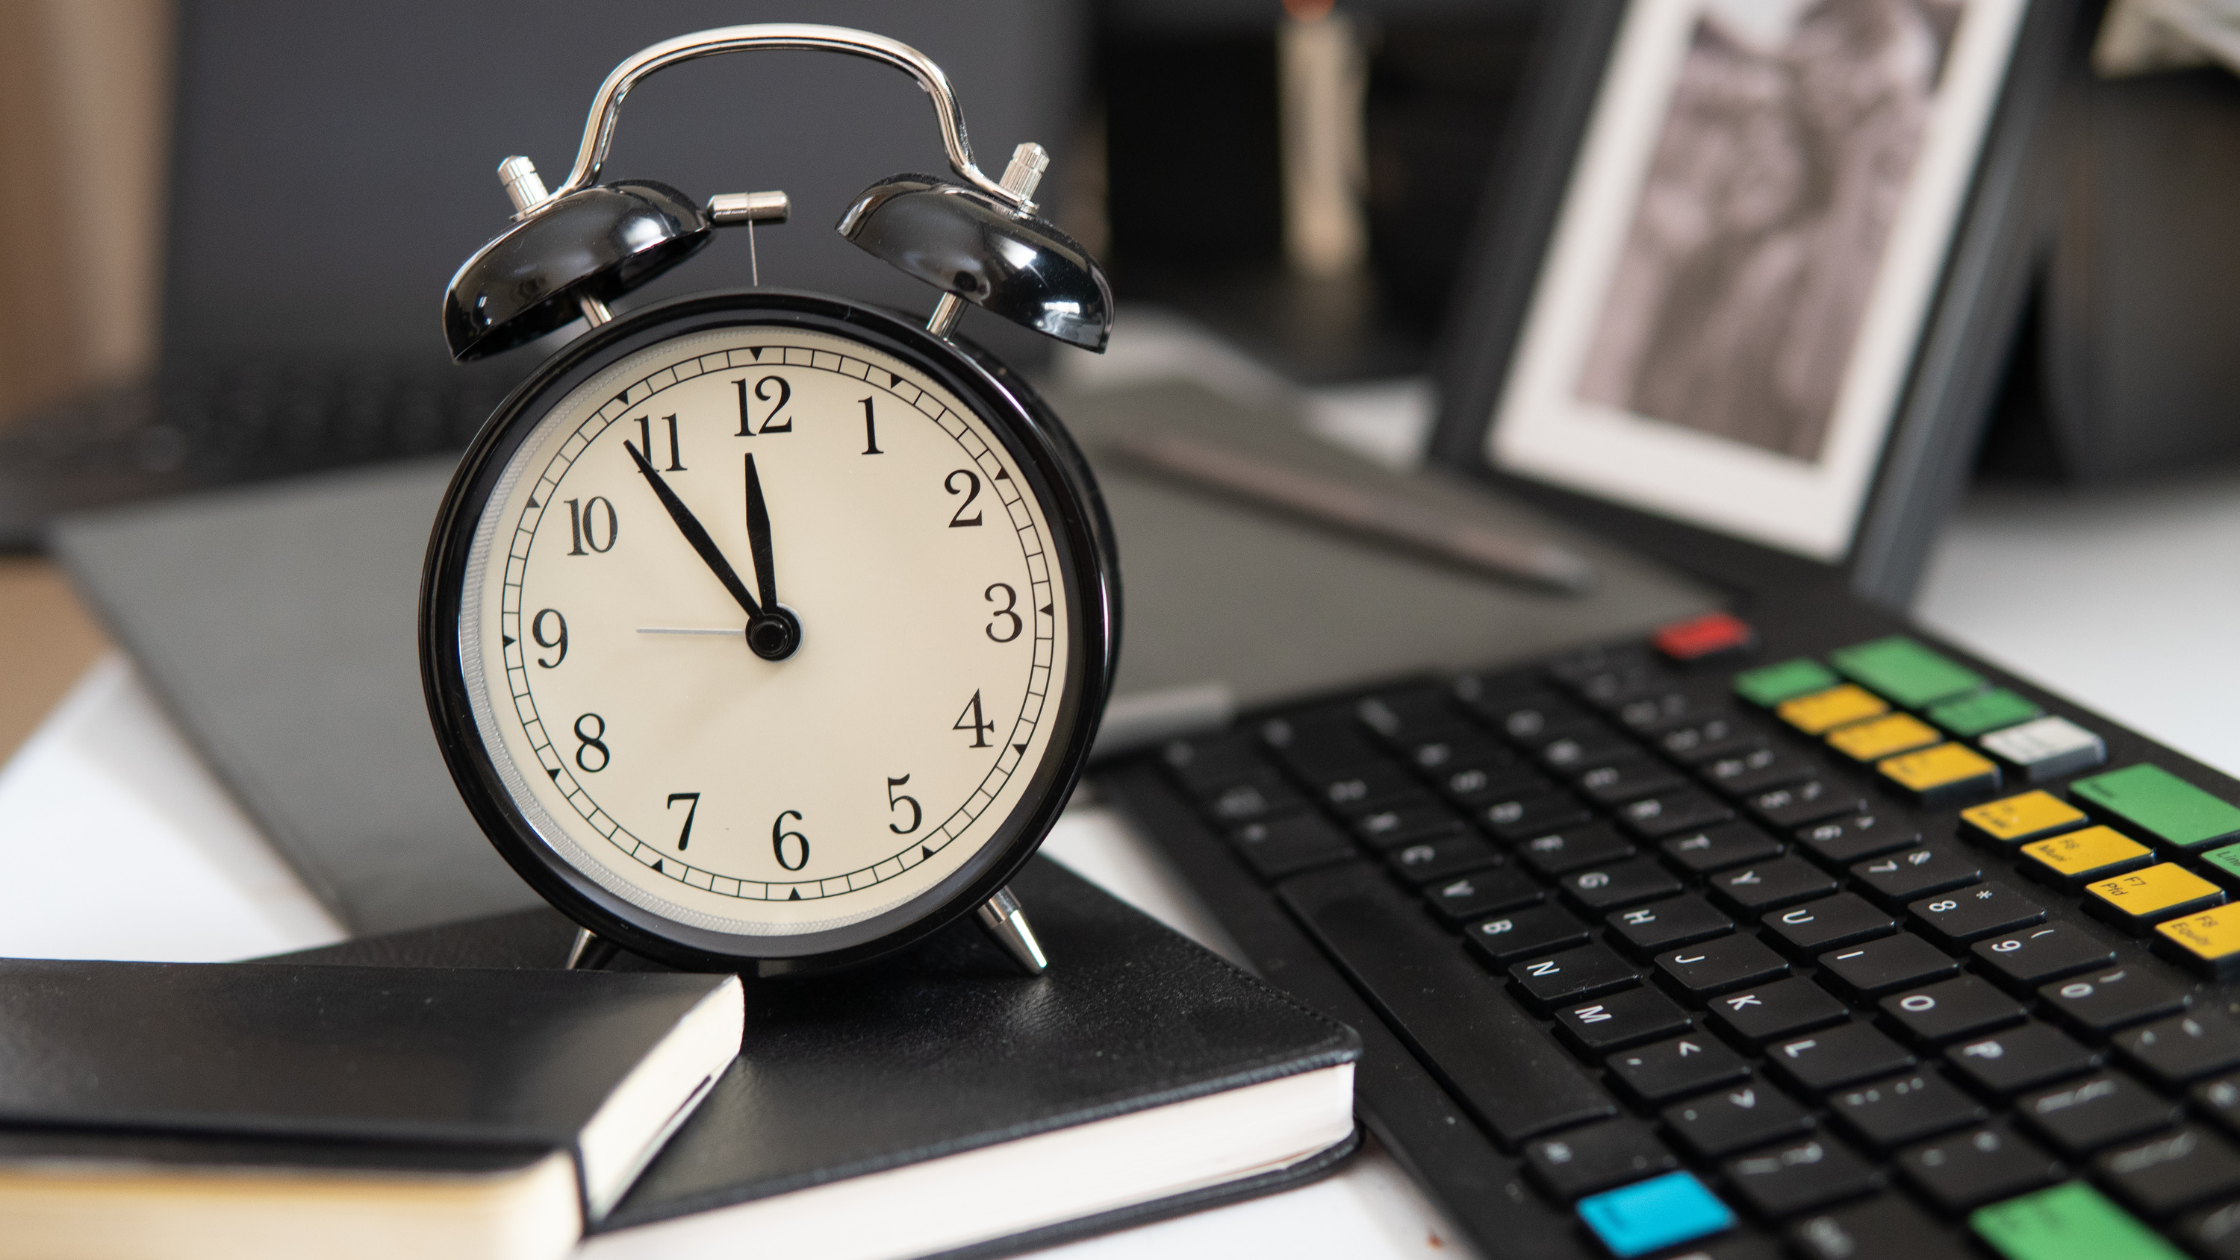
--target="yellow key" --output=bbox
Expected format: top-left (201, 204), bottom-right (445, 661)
top-left (1778, 684), bottom-right (1888, 735)
top-left (2086, 862), bottom-right (2226, 927)
top-left (2020, 826), bottom-right (2152, 887)
top-left (1878, 743), bottom-right (2001, 806)
top-left (1960, 791), bottom-right (2087, 846)
top-left (1827, 713), bottom-right (1941, 762)
top-left (2158, 906), bottom-right (2240, 977)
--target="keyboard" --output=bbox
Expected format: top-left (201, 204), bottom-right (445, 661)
top-left (1100, 600), bottom-right (2240, 1260)
top-left (0, 360), bottom-right (513, 549)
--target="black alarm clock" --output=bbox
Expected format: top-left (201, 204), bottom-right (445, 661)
top-left (419, 25), bottom-right (1117, 977)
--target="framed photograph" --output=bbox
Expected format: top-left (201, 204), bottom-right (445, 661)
top-left (1433, 0), bottom-right (2069, 586)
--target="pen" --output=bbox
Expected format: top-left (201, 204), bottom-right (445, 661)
top-left (1107, 430), bottom-right (1598, 594)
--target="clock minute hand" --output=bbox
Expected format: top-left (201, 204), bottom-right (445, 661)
top-left (743, 452), bottom-right (778, 613)
top-left (625, 441), bottom-right (763, 620)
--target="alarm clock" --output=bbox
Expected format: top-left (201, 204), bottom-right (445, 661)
top-left (419, 25), bottom-right (1117, 977)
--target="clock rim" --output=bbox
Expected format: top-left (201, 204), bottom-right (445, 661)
top-left (420, 289), bottom-right (1118, 975)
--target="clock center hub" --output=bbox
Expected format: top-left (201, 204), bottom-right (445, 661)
top-left (747, 607), bottom-right (802, 661)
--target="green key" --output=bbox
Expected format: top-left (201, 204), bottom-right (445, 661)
top-left (1971, 1181), bottom-right (2184, 1260)
top-left (2071, 764), bottom-right (2240, 851)
top-left (1928, 688), bottom-right (2043, 738)
top-left (1733, 658), bottom-right (1837, 707)
top-left (2203, 844), bottom-right (2240, 887)
top-left (1830, 635), bottom-right (1985, 708)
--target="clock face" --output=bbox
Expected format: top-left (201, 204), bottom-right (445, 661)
top-left (452, 322), bottom-right (1077, 947)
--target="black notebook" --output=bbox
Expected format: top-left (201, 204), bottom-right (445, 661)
top-left (0, 959), bottom-right (740, 1260)
top-left (278, 857), bottom-right (1362, 1260)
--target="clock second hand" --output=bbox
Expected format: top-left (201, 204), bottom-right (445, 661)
top-left (625, 441), bottom-right (801, 660)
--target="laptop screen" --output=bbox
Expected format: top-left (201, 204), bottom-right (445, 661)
top-left (1463, 0), bottom-right (2031, 564)
top-left (158, 0), bottom-right (1079, 369)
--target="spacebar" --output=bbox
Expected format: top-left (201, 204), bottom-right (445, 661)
top-left (1278, 862), bottom-right (1616, 1147)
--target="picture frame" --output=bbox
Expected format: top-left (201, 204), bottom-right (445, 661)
top-left (1431, 0), bottom-right (2086, 606)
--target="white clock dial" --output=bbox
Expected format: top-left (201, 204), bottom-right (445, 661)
top-left (456, 325), bottom-right (1073, 938)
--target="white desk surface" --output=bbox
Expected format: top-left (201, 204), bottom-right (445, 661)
top-left (9, 310), bottom-right (2234, 1258)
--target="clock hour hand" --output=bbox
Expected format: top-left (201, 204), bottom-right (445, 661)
top-left (743, 452), bottom-right (778, 613)
top-left (626, 440), bottom-right (763, 620)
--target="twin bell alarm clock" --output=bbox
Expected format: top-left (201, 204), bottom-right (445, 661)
top-left (419, 26), bottom-right (1118, 977)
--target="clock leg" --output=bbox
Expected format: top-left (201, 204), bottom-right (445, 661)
top-left (566, 927), bottom-right (622, 971)
top-left (975, 886), bottom-right (1049, 975)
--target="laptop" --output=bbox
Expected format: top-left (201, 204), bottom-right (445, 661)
top-left (1097, 2), bottom-right (2240, 1258)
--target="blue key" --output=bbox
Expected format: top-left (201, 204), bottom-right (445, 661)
top-left (1576, 1171), bottom-right (1736, 1258)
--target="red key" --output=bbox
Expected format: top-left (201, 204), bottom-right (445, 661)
top-left (1654, 612), bottom-right (1757, 664)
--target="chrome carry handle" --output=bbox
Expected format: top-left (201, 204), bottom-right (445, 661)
top-left (513, 24), bottom-right (1026, 219)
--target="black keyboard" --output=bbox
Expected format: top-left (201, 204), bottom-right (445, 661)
top-left (1101, 600), bottom-right (2240, 1260)
top-left (0, 360), bottom-right (514, 549)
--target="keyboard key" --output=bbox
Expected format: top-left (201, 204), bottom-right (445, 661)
top-left (1982, 717), bottom-right (2107, 783)
top-left (2019, 1073), bottom-right (2183, 1155)
top-left (1973, 923), bottom-right (2117, 989)
top-left (2197, 1076), bottom-right (2240, 1138)
top-left (1509, 943), bottom-right (1640, 1010)
top-left (1830, 635), bottom-right (1985, 708)
top-left (1661, 821), bottom-right (1784, 875)
top-left (1313, 762), bottom-right (1420, 811)
top-left (1706, 976), bottom-right (1848, 1044)
top-left (1778, 684), bottom-right (1890, 735)
top-left (2184, 1198), bottom-right (2240, 1260)
top-left (2072, 764), bottom-right (2240, 852)
top-left (1561, 859), bottom-right (1683, 913)
top-left (1750, 781), bottom-right (1866, 829)
top-left (2041, 966), bottom-right (2190, 1037)
top-left (1700, 747), bottom-right (1818, 797)
top-left (1607, 895), bottom-right (1732, 956)
top-left (1384, 833), bottom-right (1503, 885)
top-left (1909, 881), bottom-right (2047, 947)
top-left (1764, 893), bottom-right (1897, 956)
top-left (1352, 799), bottom-right (1467, 850)
top-left (1879, 744), bottom-right (2003, 807)
top-left (1227, 815), bottom-right (1352, 880)
top-left (1656, 934), bottom-right (1791, 999)
top-left (1708, 855), bottom-right (1839, 915)
top-left (1827, 713), bottom-right (1942, 763)
top-left (1404, 730), bottom-right (1508, 772)
top-left (1517, 823), bottom-right (1636, 876)
top-left (1537, 727), bottom-right (1634, 771)
top-left (1851, 846), bottom-right (1982, 907)
top-left (1663, 1076), bottom-right (1813, 1158)
top-left (1929, 687), bottom-right (2044, 739)
top-left (1525, 1118), bottom-right (1679, 1202)
top-left (1437, 763), bottom-right (1552, 810)
top-left (1901, 1122), bottom-right (2063, 1214)
top-left (1794, 811), bottom-right (1920, 866)
top-left (1658, 713), bottom-right (1768, 763)
top-left (2098, 1125), bottom-right (2240, 1218)
top-left (1948, 1022), bottom-right (2104, 1096)
top-left (1261, 714), bottom-right (1383, 778)
top-left (1576, 1171), bottom-right (1737, 1259)
top-left (1616, 789), bottom-right (1735, 839)
top-left (1608, 1032), bottom-right (1751, 1104)
top-left (1554, 985), bottom-right (1695, 1056)
top-left (1464, 905), bottom-right (1591, 965)
top-left (2114, 1010), bottom-right (2240, 1086)
top-left (1833, 1070), bottom-right (1988, 1149)
top-left (2158, 905), bottom-right (2240, 978)
top-left (1159, 733), bottom-right (1270, 794)
top-left (1422, 865), bottom-right (1543, 927)
top-left (1970, 1181), bottom-right (2182, 1260)
top-left (1881, 975), bottom-right (2026, 1043)
top-left (1655, 611), bottom-right (1755, 664)
top-left (1821, 934), bottom-right (1961, 998)
top-left (1353, 687), bottom-right (1462, 742)
top-left (1573, 757), bottom-right (1685, 807)
top-left (1278, 867), bottom-right (1619, 1143)
top-left (1769, 1022), bottom-right (1917, 1094)
top-left (1724, 1134), bottom-right (1883, 1217)
top-left (2203, 844), bottom-right (2240, 888)
top-left (1962, 790), bottom-right (2090, 847)
top-left (2019, 826), bottom-right (2153, 889)
top-left (1206, 775), bottom-right (1304, 825)
top-left (1734, 658), bottom-right (1839, 707)
top-left (1792, 1196), bottom-right (1973, 1260)
top-left (2086, 863), bottom-right (2226, 931)
top-left (1482, 793), bottom-right (1595, 844)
